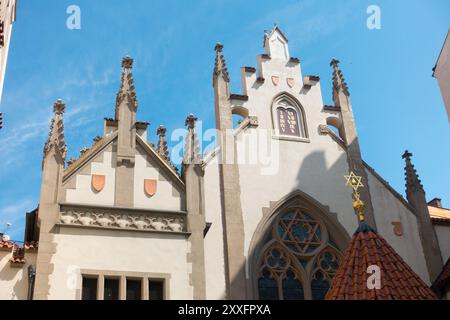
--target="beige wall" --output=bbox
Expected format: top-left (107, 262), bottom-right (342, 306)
top-left (203, 157), bottom-right (227, 299)
top-left (64, 145), bottom-right (183, 212)
top-left (434, 225), bottom-right (450, 263)
top-left (65, 151), bottom-right (116, 206)
top-left (133, 146), bottom-right (183, 211)
top-left (0, 250), bottom-right (36, 300)
top-left (366, 170), bottom-right (430, 283)
top-left (47, 227), bottom-right (193, 299)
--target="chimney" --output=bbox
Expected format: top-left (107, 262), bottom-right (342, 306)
top-left (428, 198), bottom-right (442, 208)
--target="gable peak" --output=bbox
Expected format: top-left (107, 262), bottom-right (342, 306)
top-left (264, 25), bottom-right (290, 60)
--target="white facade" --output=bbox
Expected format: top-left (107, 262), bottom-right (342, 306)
top-left (0, 26), bottom-right (448, 300)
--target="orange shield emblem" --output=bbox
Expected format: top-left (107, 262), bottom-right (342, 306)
top-left (271, 76), bottom-right (279, 86)
top-left (144, 179), bottom-right (157, 197)
top-left (287, 78), bottom-right (295, 88)
top-left (91, 175), bottom-right (105, 193)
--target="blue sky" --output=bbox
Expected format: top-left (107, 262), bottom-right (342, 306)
top-left (0, 0), bottom-right (449, 240)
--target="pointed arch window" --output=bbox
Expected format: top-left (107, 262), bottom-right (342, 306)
top-left (257, 209), bottom-right (342, 300)
top-left (272, 95), bottom-right (308, 141)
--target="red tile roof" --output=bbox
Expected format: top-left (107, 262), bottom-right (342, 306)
top-left (326, 223), bottom-right (437, 300)
top-left (0, 241), bottom-right (15, 249)
top-left (9, 257), bottom-right (26, 264)
top-left (0, 241), bottom-right (38, 250)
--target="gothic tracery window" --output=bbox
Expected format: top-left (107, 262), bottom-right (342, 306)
top-left (257, 209), bottom-right (342, 300)
top-left (273, 97), bottom-right (307, 139)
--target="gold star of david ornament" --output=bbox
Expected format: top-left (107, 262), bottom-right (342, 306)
top-left (344, 171), bottom-right (364, 193)
top-left (344, 171), bottom-right (366, 222)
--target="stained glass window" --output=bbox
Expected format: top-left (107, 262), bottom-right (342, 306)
top-left (257, 209), bottom-right (342, 300)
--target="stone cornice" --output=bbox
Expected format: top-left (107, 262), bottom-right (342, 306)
top-left (59, 203), bottom-right (187, 234)
top-left (229, 94), bottom-right (249, 101)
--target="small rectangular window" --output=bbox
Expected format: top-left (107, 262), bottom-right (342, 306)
top-left (126, 279), bottom-right (142, 300)
top-left (104, 278), bottom-right (120, 300)
top-left (148, 280), bottom-right (164, 300)
top-left (81, 277), bottom-right (97, 300)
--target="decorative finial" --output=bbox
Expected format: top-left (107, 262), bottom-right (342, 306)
top-left (344, 171), bottom-right (365, 222)
top-left (67, 157), bottom-right (76, 166)
top-left (213, 43), bottom-right (230, 84)
top-left (80, 146), bottom-right (89, 155)
top-left (156, 125), bottom-right (170, 161)
top-left (183, 114), bottom-right (201, 165)
top-left (214, 43), bottom-right (224, 52)
top-left (115, 55), bottom-right (138, 119)
top-left (43, 99), bottom-right (67, 161)
top-left (402, 150), bottom-right (424, 194)
top-left (53, 99), bottom-right (66, 114)
top-left (330, 58), bottom-right (340, 67)
top-left (122, 55), bottom-right (133, 69)
top-left (402, 150), bottom-right (412, 160)
top-left (330, 58), bottom-right (350, 96)
top-left (157, 125), bottom-right (167, 136)
top-left (93, 136), bottom-right (102, 144)
top-left (185, 113), bottom-right (198, 129)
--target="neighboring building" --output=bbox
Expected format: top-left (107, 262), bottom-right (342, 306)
top-left (433, 29), bottom-right (450, 121)
top-left (432, 258), bottom-right (450, 299)
top-left (0, 0), bottom-right (16, 103)
top-left (0, 26), bottom-right (449, 300)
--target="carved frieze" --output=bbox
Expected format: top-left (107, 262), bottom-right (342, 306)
top-left (59, 205), bottom-right (186, 233)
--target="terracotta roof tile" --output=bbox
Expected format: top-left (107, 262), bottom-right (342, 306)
top-left (0, 241), bottom-right (38, 250)
top-left (9, 257), bottom-right (26, 264)
top-left (0, 241), bottom-right (15, 249)
top-left (326, 222), bottom-right (437, 300)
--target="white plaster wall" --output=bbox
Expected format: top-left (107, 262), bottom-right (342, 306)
top-left (435, 225), bottom-right (450, 262)
top-left (0, 251), bottom-right (37, 300)
top-left (222, 45), bottom-right (431, 290)
top-left (48, 228), bottom-right (193, 299)
top-left (203, 157), bottom-right (227, 299)
top-left (133, 146), bottom-right (182, 211)
top-left (236, 55), bottom-right (357, 276)
top-left (366, 170), bottom-right (430, 283)
top-left (65, 151), bottom-right (116, 206)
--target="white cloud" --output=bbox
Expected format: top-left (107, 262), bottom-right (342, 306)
top-left (0, 61), bottom-right (115, 170)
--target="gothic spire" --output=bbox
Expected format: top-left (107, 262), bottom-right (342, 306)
top-left (213, 43), bottom-right (230, 85)
top-left (115, 55), bottom-right (137, 120)
top-left (183, 114), bottom-right (201, 164)
top-left (330, 58), bottom-right (350, 97)
top-left (402, 150), bottom-right (443, 281)
top-left (402, 150), bottom-right (425, 195)
top-left (156, 125), bottom-right (170, 161)
top-left (43, 99), bottom-right (67, 160)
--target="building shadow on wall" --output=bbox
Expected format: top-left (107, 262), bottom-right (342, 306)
top-left (227, 137), bottom-right (358, 300)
